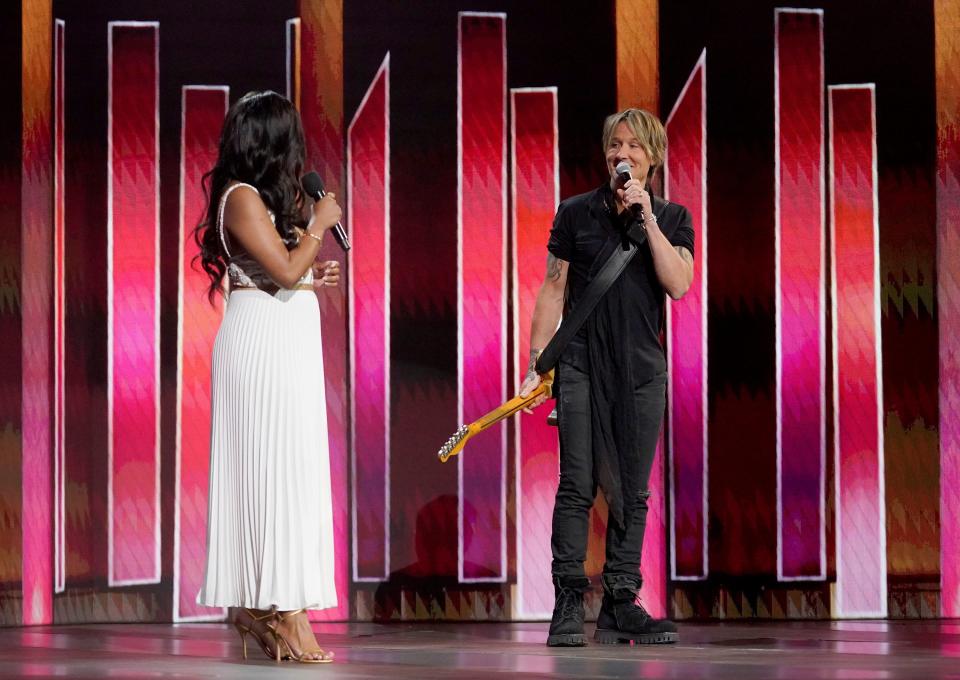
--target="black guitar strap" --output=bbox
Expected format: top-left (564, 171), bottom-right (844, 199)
top-left (534, 216), bottom-right (651, 375)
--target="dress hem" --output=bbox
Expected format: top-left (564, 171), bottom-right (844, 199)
top-left (196, 595), bottom-right (339, 612)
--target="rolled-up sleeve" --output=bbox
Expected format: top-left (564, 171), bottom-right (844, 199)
top-left (547, 201), bottom-right (574, 261)
top-left (668, 205), bottom-right (695, 257)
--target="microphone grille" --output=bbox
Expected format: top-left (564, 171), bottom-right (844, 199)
top-left (615, 161), bottom-right (631, 177)
top-left (301, 171), bottom-right (323, 196)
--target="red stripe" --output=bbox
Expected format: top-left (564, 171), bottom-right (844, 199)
top-left (459, 12), bottom-right (507, 581)
top-left (666, 57), bottom-right (708, 580)
top-left (109, 23), bottom-right (160, 585)
top-left (512, 88), bottom-right (559, 614)
top-left (830, 85), bottom-right (885, 616)
top-left (349, 59), bottom-right (390, 580)
top-left (176, 86), bottom-right (227, 618)
top-left (775, 10), bottom-right (825, 579)
top-left (54, 17), bottom-right (66, 595)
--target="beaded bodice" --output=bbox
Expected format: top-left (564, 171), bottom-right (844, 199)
top-left (218, 182), bottom-right (313, 290)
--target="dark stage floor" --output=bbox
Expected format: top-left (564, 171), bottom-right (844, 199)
top-left (1, 620), bottom-right (958, 679)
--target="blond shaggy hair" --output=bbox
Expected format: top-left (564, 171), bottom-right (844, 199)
top-left (601, 108), bottom-right (667, 175)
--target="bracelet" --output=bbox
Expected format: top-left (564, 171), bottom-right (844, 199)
top-left (304, 231), bottom-right (323, 243)
top-left (644, 213), bottom-right (658, 226)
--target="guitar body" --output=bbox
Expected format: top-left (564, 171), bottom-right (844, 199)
top-left (438, 370), bottom-right (555, 462)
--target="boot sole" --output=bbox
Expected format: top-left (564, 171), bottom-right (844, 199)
top-left (546, 633), bottom-right (587, 647)
top-left (594, 628), bottom-right (678, 645)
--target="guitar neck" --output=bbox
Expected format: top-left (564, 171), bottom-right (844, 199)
top-left (472, 383), bottom-right (550, 433)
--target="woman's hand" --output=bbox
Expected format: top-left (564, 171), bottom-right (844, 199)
top-left (312, 260), bottom-right (340, 287)
top-left (308, 193), bottom-right (342, 237)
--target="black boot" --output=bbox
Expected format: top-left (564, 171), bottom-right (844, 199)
top-left (594, 574), bottom-right (678, 644)
top-left (546, 575), bottom-right (589, 647)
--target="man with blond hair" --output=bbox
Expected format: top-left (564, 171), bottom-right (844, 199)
top-left (520, 108), bottom-right (695, 646)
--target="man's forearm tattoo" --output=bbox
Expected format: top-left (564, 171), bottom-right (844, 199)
top-left (527, 348), bottom-right (540, 374)
top-left (675, 246), bottom-right (693, 266)
top-left (546, 253), bottom-right (562, 282)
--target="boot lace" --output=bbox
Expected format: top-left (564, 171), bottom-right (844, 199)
top-left (556, 586), bottom-right (583, 621)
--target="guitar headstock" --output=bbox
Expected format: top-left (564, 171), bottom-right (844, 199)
top-left (438, 424), bottom-right (470, 463)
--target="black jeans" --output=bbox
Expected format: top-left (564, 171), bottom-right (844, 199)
top-left (551, 348), bottom-right (666, 582)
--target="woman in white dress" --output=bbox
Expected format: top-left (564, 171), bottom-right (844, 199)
top-left (193, 90), bottom-right (342, 663)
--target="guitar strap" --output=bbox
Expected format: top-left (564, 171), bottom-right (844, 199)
top-left (534, 217), bottom-right (650, 375)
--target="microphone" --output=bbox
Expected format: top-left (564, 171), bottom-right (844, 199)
top-left (615, 161), bottom-right (645, 222)
top-left (301, 171), bottom-right (350, 252)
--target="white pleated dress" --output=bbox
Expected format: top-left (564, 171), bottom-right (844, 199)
top-left (197, 182), bottom-right (337, 611)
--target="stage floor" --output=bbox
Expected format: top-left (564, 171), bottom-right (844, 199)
top-left (1, 620), bottom-right (958, 678)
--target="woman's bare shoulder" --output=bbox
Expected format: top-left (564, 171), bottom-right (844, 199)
top-left (223, 182), bottom-right (268, 226)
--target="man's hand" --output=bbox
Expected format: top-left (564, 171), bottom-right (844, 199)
top-left (520, 370), bottom-right (547, 414)
top-left (616, 178), bottom-right (653, 219)
top-left (520, 348), bottom-right (545, 414)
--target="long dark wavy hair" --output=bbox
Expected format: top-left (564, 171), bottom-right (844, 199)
top-left (193, 90), bottom-right (308, 301)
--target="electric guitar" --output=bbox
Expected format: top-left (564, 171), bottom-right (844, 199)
top-left (437, 370), bottom-right (555, 463)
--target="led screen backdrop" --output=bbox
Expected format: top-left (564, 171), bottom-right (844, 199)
top-left (0, 0), bottom-right (950, 624)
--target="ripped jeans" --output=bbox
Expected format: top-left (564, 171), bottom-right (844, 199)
top-left (550, 344), bottom-right (666, 584)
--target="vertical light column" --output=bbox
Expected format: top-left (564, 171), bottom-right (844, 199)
top-left (512, 87), bottom-right (559, 617)
top-left (348, 55), bottom-right (390, 582)
top-left (774, 8), bottom-right (826, 581)
top-left (175, 86), bottom-right (228, 620)
top-left (936, 0), bottom-right (960, 618)
top-left (21, 0), bottom-right (54, 624)
top-left (107, 21), bottom-right (160, 586)
top-left (296, 1), bottom-right (350, 619)
top-left (829, 84), bottom-right (886, 618)
top-left (53, 17), bottom-right (66, 596)
top-left (615, 0), bottom-right (659, 112)
top-left (458, 11), bottom-right (507, 583)
top-left (665, 51), bottom-right (708, 581)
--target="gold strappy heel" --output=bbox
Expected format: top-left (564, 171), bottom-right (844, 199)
top-left (268, 609), bottom-right (335, 664)
top-left (233, 608), bottom-right (287, 661)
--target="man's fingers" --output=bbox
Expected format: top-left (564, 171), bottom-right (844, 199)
top-left (522, 395), bottom-right (548, 415)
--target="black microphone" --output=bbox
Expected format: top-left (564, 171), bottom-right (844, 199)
top-left (615, 161), bottom-right (645, 222)
top-left (301, 171), bottom-right (350, 252)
